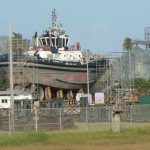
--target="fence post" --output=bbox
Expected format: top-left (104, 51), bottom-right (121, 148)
top-left (59, 108), bottom-right (62, 130)
top-left (130, 105), bottom-right (132, 124)
top-left (35, 109), bottom-right (38, 132)
top-left (109, 106), bottom-right (112, 128)
top-left (9, 109), bottom-right (15, 135)
top-left (9, 110), bottom-right (11, 136)
top-left (86, 107), bottom-right (88, 123)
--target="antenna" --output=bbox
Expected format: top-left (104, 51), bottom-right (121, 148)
top-left (52, 9), bottom-right (57, 27)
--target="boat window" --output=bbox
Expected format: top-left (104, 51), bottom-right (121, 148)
top-left (46, 38), bottom-right (50, 45)
top-left (56, 38), bottom-right (58, 47)
top-left (63, 38), bottom-right (65, 47)
top-left (39, 39), bottom-right (43, 46)
top-left (57, 38), bottom-right (62, 48)
top-left (42, 39), bottom-right (46, 45)
top-left (66, 39), bottom-right (69, 46)
top-left (51, 38), bottom-right (55, 47)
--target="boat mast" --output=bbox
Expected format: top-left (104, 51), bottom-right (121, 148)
top-left (48, 9), bottom-right (57, 47)
top-left (52, 9), bottom-right (57, 28)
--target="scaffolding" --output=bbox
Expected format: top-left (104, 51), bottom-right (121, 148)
top-left (144, 27), bottom-right (150, 51)
top-left (11, 34), bottom-right (35, 91)
top-left (92, 56), bottom-right (109, 93)
top-left (95, 51), bottom-right (137, 104)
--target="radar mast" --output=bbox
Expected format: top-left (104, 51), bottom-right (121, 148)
top-left (52, 9), bottom-right (57, 28)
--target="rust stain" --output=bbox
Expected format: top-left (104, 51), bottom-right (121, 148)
top-left (41, 74), bottom-right (52, 84)
top-left (76, 74), bottom-right (86, 82)
top-left (4, 75), bottom-right (9, 80)
top-left (66, 74), bottom-right (73, 80)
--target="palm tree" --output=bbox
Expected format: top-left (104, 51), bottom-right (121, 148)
top-left (123, 37), bottom-right (133, 51)
top-left (123, 37), bottom-right (135, 94)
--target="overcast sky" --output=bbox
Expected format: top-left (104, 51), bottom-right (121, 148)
top-left (0, 0), bottom-right (149, 53)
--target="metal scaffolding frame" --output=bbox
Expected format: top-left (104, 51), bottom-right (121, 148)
top-left (96, 52), bottom-right (136, 104)
top-left (144, 27), bottom-right (150, 51)
top-left (12, 36), bottom-right (35, 91)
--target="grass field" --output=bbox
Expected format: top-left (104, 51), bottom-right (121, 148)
top-left (0, 123), bottom-right (150, 150)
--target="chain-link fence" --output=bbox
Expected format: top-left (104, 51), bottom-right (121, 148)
top-left (0, 104), bottom-right (150, 132)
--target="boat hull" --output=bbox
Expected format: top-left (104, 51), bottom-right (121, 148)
top-left (0, 58), bottom-right (107, 90)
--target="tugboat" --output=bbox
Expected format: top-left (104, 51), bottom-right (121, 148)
top-left (0, 9), bottom-right (108, 101)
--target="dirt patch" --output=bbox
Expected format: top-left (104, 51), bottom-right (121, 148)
top-left (1, 142), bottom-right (150, 150)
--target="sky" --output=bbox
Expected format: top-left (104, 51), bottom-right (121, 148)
top-left (0, 0), bottom-right (150, 54)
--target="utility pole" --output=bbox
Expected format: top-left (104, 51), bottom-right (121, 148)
top-left (9, 19), bottom-right (14, 135)
top-left (86, 50), bottom-right (90, 103)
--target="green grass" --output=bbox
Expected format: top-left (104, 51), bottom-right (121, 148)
top-left (0, 125), bottom-right (150, 147)
top-left (0, 131), bottom-right (49, 147)
top-left (46, 126), bottom-right (150, 145)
